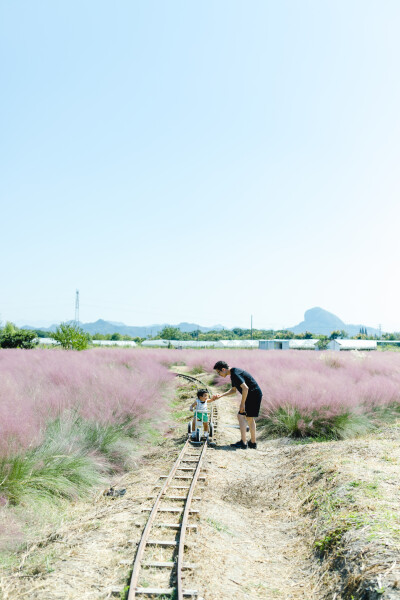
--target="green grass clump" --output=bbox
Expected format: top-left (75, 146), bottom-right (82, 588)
top-left (0, 448), bottom-right (100, 505)
top-left (190, 365), bottom-right (205, 375)
top-left (259, 407), bottom-right (374, 440)
top-left (0, 412), bottom-right (139, 507)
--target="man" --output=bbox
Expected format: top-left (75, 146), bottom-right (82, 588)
top-left (213, 360), bottom-right (262, 449)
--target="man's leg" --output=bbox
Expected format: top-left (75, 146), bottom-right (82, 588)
top-left (247, 417), bottom-right (256, 443)
top-left (238, 413), bottom-right (248, 443)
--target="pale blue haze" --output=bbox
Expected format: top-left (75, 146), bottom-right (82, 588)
top-left (1, 1), bottom-right (399, 330)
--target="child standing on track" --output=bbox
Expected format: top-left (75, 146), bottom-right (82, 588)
top-left (189, 389), bottom-right (217, 439)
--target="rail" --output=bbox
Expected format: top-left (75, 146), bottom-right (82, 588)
top-left (125, 372), bottom-right (217, 599)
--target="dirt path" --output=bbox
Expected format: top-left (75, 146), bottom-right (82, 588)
top-left (1, 390), bottom-right (319, 600)
top-left (180, 394), bottom-right (319, 600)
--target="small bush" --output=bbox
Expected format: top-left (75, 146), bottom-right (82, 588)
top-left (0, 412), bottom-right (140, 506)
top-left (0, 328), bottom-right (37, 349)
top-left (50, 323), bottom-right (91, 350)
top-left (0, 448), bottom-right (101, 506)
top-left (259, 407), bottom-right (374, 440)
top-left (190, 365), bottom-right (204, 375)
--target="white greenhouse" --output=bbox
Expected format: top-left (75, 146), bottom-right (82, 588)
top-left (92, 340), bottom-right (137, 347)
top-left (327, 339), bottom-right (377, 351)
top-left (259, 339), bottom-right (319, 350)
top-left (141, 339), bottom-right (259, 348)
top-left (259, 340), bottom-right (290, 350)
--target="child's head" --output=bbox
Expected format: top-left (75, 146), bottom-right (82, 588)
top-left (197, 389), bottom-right (209, 401)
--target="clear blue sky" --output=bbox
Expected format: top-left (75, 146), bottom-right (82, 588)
top-left (1, 1), bottom-right (399, 331)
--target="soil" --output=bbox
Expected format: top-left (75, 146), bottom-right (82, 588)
top-left (181, 393), bottom-right (319, 600)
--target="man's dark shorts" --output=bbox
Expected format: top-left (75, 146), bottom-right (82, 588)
top-left (242, 389), bottom-right (262, 417)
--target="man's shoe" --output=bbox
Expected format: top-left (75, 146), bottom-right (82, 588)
top-left (248, 441), bottom-right (257, 449)
top-left (230, 440), bottom-right (247, 449)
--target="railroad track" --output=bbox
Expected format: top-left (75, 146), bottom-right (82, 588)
top-left (124, 373), bottom-right (218, 600)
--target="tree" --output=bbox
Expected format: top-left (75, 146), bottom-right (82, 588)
top-left (353, 333), bottom-right (367, 340)
top-left (275, 330), bottom-right (295, 339)
top-left (329, 330), bottom-right (342, 340)
top-left (50, 323), bottom-right (91, 350)
top-left (0, 323), bottom-right (38, 349)
top-left (316, 336), bottom-right (330, 350)
top-left (159, 326), bottom-right (182, 340)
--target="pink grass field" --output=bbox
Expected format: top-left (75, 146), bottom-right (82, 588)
top-left (169, 348), bottom-right (400, 419)
top-left (2, 348), bottom-right (400, 456)
top-left (0, 348), bottom-right (174, 456)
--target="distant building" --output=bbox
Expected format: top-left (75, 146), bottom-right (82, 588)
top-left (327, 339), bottom-right (377, 351)
top-left (92, 340), bottom-right (137, 347)
top-left (141, 340), bottom-right (259, 348)
top-left (259, 339), bottom-right (319, 350)
top-left (259, 340), bottom-right (290, 350)
top-left (289, 339), bottom-right (319, 350)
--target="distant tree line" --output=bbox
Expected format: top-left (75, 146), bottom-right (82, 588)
top-left (27, 324), bottom-right (400, 343)
top-left (33, 329), bottom-right (145, 344)
top-left (2, 321), bottom-right (400, 350)
top-left (152, 326), bottom-right (352, 342)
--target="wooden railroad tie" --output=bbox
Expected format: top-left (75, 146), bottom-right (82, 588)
top-left (135, 588), bottom-right (198, 596)
top-left (128, 539), bottom-right (189, 547)
top-left (133, 523), bottom-right (197, 530)
top-left (142, 561), bottom-right (197, 569)
top-left (119, 560), bottom-right (197, 569)
top-left (112, 587), bottom-right (198, 596)
top-left (147, 495), bottom-right (202, 501)
top-left (141, 507), bottom-right (199, 513)
top-left (177, 467), bottom-right (207, 472)
top-left (155, 485), bottom-right (204, 490)
top-left (160, 475), bottom-right (206, 480)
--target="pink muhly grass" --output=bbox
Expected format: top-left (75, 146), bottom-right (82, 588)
top-left (0, 348), bottom-right (174, 456)
top-left (159, 349), bottom-right (400, 428)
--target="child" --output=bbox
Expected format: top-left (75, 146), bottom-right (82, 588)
top-left (189, 389), bottom-right (218, 438)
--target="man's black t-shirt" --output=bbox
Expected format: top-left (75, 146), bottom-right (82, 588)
top-left (230, 367), bottom-right (261, 395)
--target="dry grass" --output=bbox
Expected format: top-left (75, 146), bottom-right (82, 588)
top-left (3, 374), bottom-right (400, 600)
top-left (264, 427), bottom-right (400, 599)
top-left (0, 433), bottom-right (188, 600)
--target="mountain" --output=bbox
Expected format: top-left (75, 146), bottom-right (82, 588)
top-left (21, 319), bottom-right (224, 337)
top-left (19, 309), bottom-right (380, 337)
top-left (288, 307), bottom-right (380, 337)
top-left (16, 319), bottom-right (55, 329)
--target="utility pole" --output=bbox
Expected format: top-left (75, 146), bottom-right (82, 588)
top-left (378, 324), bottom-right (382, 338)
top-left (75, 290), bottom-right (80, 325)
top-left (251, 315), bottom-right (253, 340)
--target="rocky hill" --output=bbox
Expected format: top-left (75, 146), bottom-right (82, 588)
top-left (289, 307), bottom-right (380, 336)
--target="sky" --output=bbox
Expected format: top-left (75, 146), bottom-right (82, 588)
top-left (1, 1), bottom-right (400, 332)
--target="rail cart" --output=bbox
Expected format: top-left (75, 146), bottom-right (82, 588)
top-left (188, 409), bottom-right (215, 443)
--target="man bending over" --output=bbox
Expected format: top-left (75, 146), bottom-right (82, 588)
top-left (213, 361), bottom-right (262, 450)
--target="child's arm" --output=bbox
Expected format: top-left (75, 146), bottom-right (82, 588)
top-left (189, 401), bottom-right (196, 411)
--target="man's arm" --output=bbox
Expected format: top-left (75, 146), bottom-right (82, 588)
top-left (214, 387), bottom-right (238, 400)
top-left (238, 383), bottom-right (248, 413)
